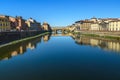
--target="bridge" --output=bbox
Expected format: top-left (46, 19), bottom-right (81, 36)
top-left (52, 27), bottom-right (69, 33)
top-left (52, 33), bottom-right (75, 37)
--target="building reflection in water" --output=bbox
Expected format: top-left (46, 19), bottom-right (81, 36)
top-left (43, 33), bottom-right (51, 42)
top-left (0, 33), bottom-right (52, 61)
top-left (1, 33), bottom-right (120, 61)
top-left (73, 34), bottom-right (120, 53)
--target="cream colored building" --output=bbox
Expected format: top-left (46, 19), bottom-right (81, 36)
top-left (73, 17), bottom-right (120, 31)
top-left (90, 19), bottom-right (108, 31)
top-left (80, 20), bottom-right (93, 31)
top-left (42, 22), bottom-right (51, 31)
top-left (26, 18), bottom-right (41, 30)
top-left (90, 23), bottom-right (99, 31)
top-left (108, 20), bottom-right (120, 31)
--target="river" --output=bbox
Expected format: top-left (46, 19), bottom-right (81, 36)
top-left (0, 33), bottom-right (120, 80)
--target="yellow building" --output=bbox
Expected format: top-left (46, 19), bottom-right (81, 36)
top-left (0, 17), bottom-right (10, 31)
top-left (108, 20), bottom-right (120, 31)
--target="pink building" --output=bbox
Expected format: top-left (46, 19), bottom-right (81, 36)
top-left (16, 16), bottom-right (28, 31)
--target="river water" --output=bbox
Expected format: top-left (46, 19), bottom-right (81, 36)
top-left (0, 33), bottom-right (120, 80)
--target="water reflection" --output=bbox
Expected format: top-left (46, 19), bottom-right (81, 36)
top-left (0, 33), bottom-right (51, 61)
top-left (52, 33), bottom-right (120, 53)
top-left (43, 33), bottom-right (51, 42)
top-left (73, 34), bottom-right (120, 53)
top-left (52, 33), bottom-right (75, 37)
top-left (1, 33), bottom-right (120, 61)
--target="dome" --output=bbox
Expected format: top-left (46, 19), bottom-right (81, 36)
top-left (43, 22), bottom-right (48, 25)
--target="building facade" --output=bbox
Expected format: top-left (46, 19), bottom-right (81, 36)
top-left (0, 16), bottom-right (10, 31)
top-left (16, 16), bottom-right (27, 31)
top-left (0, 15), bottom-right (47, 31)
top-left (73, 17), bottom-right (120, 31)
top-left (9, 16), bottom-right (18, 30)
top-left (99, 21), bottom-right (108, 31)
top-left (80, 20), bottom-right (93, 31)
top-left (108, 20), bottom-right (120, 31)
top-left (26, 18), bottom-right (42, 31)
top-left (90, 22), bottom-right (99, 31)
top-left (42, 22), bottom-right (51, 31)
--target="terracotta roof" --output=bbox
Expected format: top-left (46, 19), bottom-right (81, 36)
top-left (82, 20), bottom-right (94, 23)
top-left (99, 18), bottom-right (119, 21)
top-left (109, 20), bottom-right (120, 22)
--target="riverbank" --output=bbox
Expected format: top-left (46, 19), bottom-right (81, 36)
top-left (0, 32), bottom-right (50, 48)
top-left (73, 31), bottom-right (120, 40)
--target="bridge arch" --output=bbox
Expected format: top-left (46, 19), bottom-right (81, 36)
top-left (52, 27), bottom-right (69, 34)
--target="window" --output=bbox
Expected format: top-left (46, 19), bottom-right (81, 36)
top-left (113, 24), bottom-right (114, 27)
top-left (116, 24), bottom-right (118, 26)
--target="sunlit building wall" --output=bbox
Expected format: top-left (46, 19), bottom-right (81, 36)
top-left (108, 21), bottom-right (120, 31)
top-left (0, 17), bottom-right (10, 31)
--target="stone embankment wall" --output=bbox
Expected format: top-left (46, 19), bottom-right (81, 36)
top-left (0, 31), bottom-right (46, 45)
top-left (79, 31), bottom-right (120, 37)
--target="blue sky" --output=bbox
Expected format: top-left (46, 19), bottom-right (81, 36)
top-left (0, 0), bottom-right (120, 26)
